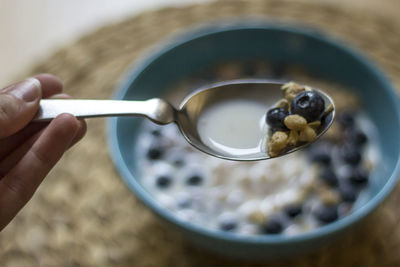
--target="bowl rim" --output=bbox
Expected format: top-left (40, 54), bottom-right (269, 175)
top-left (107, 21), bottom-right (400, 244)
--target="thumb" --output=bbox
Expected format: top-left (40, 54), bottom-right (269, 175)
top-left (0, 78), bottom-right (42, 138)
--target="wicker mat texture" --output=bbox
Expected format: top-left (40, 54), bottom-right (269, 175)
top-left (1, 0), bottom-right (400, 266)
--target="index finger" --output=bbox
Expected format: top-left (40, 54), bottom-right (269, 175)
top-left (34, 73), bottom-right (63, 98)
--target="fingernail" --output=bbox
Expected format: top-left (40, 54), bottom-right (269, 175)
top-left (9, 78), bottom-right (42, 102)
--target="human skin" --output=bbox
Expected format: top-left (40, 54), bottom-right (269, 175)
top-left (0, 74), bottom-right (86, 231)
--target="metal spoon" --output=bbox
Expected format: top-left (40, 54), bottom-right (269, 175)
top-left (34, 79), bottom-right (335, 161)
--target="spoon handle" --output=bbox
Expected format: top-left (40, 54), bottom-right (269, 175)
top-left (33, 99), bottom-right (176, 124)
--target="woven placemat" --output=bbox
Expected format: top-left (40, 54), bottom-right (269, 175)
top-left (1, 0), bottom-right (400, 266)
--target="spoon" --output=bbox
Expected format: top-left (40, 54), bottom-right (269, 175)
top-left (34, 79), bottom-right (335, 161)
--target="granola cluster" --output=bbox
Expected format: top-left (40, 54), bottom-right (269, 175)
top-left (267, 82), bottom-right (333, 157)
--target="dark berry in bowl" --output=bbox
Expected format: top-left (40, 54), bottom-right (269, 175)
top-left (156, 175), bottom-right (172, 188)
top-left (147, 146), bottom-right (163, 160)
top-left (311, 151), bottom-right (331, 166)
top-left (219, 218), bottom-right (237, 232)
top-left (172, 158), bottom-right (185, 167)
top-left (346, 167), bottom-right (369, 185)
top-left (186, 173), bottom-right (203, 186)
top-left (291, 91), bottom-right (325, 122)
top-left (284, 204), bottom-right (303, 218)
top-left (266, 108), bottom-right (289, 131)
top-left (308, 142), bottom-right (332, 165)
top-left (262, 217), bottom-right (284, 234)
top-left (339, 144), bottom-right (362, 166)
top-left (314, 205), bottom-right (338, 224)
top-left (345, 128), bottom-right (368, 146)
top-left (320, 167), bottom-right (339, 187)
top-left (151, 129), bottom-right (162, 137)
top-left (337, 111), bottom-right (355, 128)
top-left (338, 182), bottom-right (358, 203)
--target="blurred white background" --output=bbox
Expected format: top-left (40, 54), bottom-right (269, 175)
top-left (0, 0), bottom-right (397, 86)
top-left (0, 0), bottom-right (208, 85)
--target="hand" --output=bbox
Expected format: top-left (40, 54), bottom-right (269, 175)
top-left (0, 74), bottom-right (86, 231)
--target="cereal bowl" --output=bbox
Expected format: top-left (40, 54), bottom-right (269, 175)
top-left (108, 22), bottom-right (400, 259)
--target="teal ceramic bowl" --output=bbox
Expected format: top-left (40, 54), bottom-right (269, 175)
top-left (108, 22), bottom-right (400, 259)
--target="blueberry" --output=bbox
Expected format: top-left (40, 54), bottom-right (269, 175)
top-left (219, 219), bottom-right (237, 231)
top-left (147, 147), bottom-right (163, 160)
top-left (218, 213), bottom-right (237, 231)
top-left (308, 142), bottom-right (332, 165)
top-left (338, 182), bottom-right (358, 202)
top-left (339, 144), bottom-right (362, 165)
top-left (150, 129), bottom-right (162, 137)
top-left (172, 158), bottom-right (185, 167)
top-left (311, 152), bottom-right (331, 165)
top-left (347, 167), bottom-right (369, 185)
top-left (345, 128), bottom-right (368, 146)
top-left (352, 130), bottom-right (368, 146)
top-left (291, 91), bottom-right (325, 122)
top-left (320, 167), bottom-right (338, 187)
top-left (186, 173), bottom-right (203, 186)
top-left (266, 108), bottom-right (289, 131)
top-left (314, 205), bottom-right (338, 224)
top-left (337, 112), bottom-right (355, 128)
top-left (155, 175), bottom-right (172, 188)
top-left (284, 204), bottom-right (302, 218)
top-left (262, 217), bottom-right (284, 234)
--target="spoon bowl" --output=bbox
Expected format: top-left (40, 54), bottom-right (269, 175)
top-left (176, 79), bottom-right (335, 160)
top-left (34, 79), bottom-right (334, 160)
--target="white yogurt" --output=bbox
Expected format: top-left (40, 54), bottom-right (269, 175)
top-left (133, 63), bottom-right (380, 236)
top-left (197, 100), bottom-right (269, 156)
top-left (136, 109), bottom-right (379, 236)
